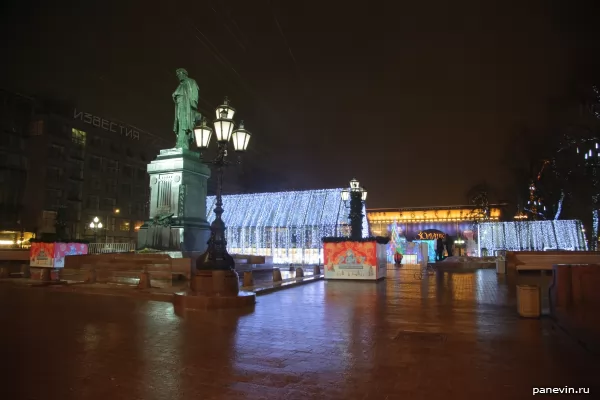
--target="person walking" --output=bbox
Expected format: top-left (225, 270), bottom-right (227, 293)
top-left (436, 238), bottom-right (444, 261)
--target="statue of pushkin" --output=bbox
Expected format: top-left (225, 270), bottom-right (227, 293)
top-left (172, 68), bottom-right (201, 149)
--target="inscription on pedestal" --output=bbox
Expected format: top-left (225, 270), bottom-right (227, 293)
top-left (178, 184), bottom-right (186, 217)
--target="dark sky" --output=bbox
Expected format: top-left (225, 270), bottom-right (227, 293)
top-left (1, 0), bottom-right (599, 208)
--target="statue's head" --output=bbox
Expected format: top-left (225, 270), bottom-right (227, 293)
top-left (176, 68), bottom-right (188, 82)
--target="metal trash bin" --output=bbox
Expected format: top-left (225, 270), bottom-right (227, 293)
top-left (496, 259), bottom-right (506, 274)
top-left (517, 285), bottom-right (541, 318)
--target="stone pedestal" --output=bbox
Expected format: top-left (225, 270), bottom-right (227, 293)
top-left (190, 270), bottom-right (240, 295)
top-left (137, 148), bottom-right (211, 253)
top-left (174, 270), bottom-right (256, 312)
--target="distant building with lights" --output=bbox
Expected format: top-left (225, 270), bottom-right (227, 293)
top-left (367, 205), bottom-right (587, 259)
top-left (0, 90), bottom-right (34, 247)
top-left (367, 205), bottom-right (505, 261)
top-left (206, 189), bottom-right (369, 264)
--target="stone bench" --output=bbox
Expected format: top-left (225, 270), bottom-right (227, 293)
top-left (0, 250), bottom-right (29, 261)
top-left (64, 253), bottom-right (191, 280)
top-left (89, 262), bottom-right (170, 286)
top-left (61, 260), bottom-right (172, 286)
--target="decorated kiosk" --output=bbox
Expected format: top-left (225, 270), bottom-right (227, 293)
top-left (28, 208), bottom-right (89, 280)
top-left (322, 179), bottom-right (389, 281)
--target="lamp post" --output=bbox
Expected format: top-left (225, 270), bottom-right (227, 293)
top-left (193, 97), bottom-right (251, 270)
top-left (89, 217), bottom-right (103, 243)
top-left (341, 178), bottom-right (367, 241)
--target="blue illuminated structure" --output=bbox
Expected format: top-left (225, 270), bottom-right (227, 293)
top-left (206, 188), bottom-right (370, 264)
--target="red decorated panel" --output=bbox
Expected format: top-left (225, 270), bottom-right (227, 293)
top-left (54, 243), bottom-right (89, 268)
top-left (324, 241), bottom-right (382, 280)
top-left (30, 242), bottom-right (56, 268)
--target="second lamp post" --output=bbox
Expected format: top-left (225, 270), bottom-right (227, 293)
top-left (341, 178), bottom-right (367, 240)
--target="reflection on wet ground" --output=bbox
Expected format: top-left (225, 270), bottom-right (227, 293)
top-left (1, 265), bottom-right (597, 399)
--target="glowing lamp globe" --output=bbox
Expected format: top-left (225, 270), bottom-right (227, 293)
top-left (215, 97), bottom-right (236, 120)
top-left (194, 119), bottom-right (213, 149)
top-left (214, 116), bottom-right (235, 143)
top-left (93, 217), bottom-right (99, 223)
top-left (341, 189), bottom-right (349, 202)
top-left (361, 190), bottom-right (368, 201)
top-left (98, 222), bottom-right (103, 229)
top-left (350, 178), bottom-right (359, 190)
top-left (89, 222), bottom-right (94, 228)
top-left (231, 121), bottom-right (251, 152)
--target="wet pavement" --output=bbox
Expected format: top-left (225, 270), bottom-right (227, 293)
top-left (1, 265), bottom-right (598, 399)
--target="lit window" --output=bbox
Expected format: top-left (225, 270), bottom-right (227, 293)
top-left (71, 128), bottom-right (86, 146)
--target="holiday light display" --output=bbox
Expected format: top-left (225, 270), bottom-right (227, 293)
top-left (387, 220), bottom-right (406, 263)
top-left (479, 220), bottom-right (587, 251)
top-left (206, 188), bottom-right (369, 264)
top-left (524, 180), bottom-right (547, 220)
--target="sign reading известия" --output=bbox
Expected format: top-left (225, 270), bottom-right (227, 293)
top-left (73, 109), bottom-right (140, 140)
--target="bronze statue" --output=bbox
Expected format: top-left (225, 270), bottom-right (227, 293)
top-left (173, 68), bottom-right (200, 149)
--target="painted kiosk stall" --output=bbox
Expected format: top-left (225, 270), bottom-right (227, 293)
top-left (323, 237), bottom-right (389, 281)
top-left (29, 242), bottom-right (89, 280)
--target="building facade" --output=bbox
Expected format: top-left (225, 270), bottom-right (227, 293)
top-left (0, 90), bottom-right (35, 246)
top-left (10, 96), bottom-right (172, 246)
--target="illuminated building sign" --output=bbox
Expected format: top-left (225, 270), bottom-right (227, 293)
top-left (73, 109), bottom-right (140, 140)
top-left (416, 229), bottom-right (446, 240)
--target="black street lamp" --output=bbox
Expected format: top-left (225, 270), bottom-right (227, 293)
top-left (193, 97), bottom-right (251, 270)
top-left (89, 217), bottom-right (102, 243)
top-left (341, 178), bottom-right (367, 240)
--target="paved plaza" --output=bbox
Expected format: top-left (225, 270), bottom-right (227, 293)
top-left (1, 266), bottom-right (598, 399)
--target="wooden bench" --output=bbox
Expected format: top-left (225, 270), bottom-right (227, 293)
top-left (507, 251), bottom-right (600, 274)
top-left (550, 264), bottom-right (600, 354)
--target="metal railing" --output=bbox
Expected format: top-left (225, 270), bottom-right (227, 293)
top-left (88, 243), bottom-right (134, 254)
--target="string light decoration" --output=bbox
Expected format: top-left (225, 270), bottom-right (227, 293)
top-left (549, 86), bottom-right (600, 249)
top-left (387, 220), bottom-right (406, 263)
top-left (524, 180), bottom-right (547, 220)
top-left (206, 188), bottom-right (370, 264)
top-left (554, 136), bottom-right (600, 249)
top-left (478, 220), bottom-right (587, 251)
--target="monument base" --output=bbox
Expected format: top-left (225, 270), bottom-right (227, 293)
top-left (137, 225), bottom-right (210, 254)
top-left (138, 147), bottom-right (211, 253)
top-left (173, 270), bottom-right (255, 311)
top-left (190, 270), bottom-right (240, 295)
top-left (173, 290), bottom-right (256, 312)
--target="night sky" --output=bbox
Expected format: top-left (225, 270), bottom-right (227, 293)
top-left (2, 0), bottom-right (599, 208)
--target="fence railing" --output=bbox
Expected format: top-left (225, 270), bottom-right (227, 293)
top-left (88, 243), bottom-right (134, 254)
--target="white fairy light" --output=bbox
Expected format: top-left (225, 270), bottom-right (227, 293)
top-left (206, 188), bottom-right (370, 264)
top-left (478, 220), bottom-right (586, 251)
